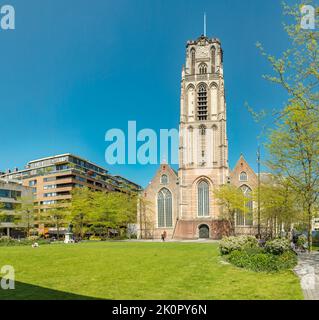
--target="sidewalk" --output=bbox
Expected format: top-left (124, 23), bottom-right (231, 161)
top-left (294, 251), bottom-right (319, 300)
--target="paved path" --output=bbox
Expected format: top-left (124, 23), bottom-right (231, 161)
top-left (294, 251), bottom-right (319, 300)
top-left (122, 239), bottom-right (219, 243)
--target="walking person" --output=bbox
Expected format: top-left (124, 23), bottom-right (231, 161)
top-left (163, 230), bottom-right (167, 242)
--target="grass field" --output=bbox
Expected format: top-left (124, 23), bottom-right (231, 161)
top-left (0, 242), bottom-right (303, 300)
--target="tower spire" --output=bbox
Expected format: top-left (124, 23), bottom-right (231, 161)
top-left (204, 12), bottom-right (206, 36)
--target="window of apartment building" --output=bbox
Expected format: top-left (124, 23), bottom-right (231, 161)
top-left (0, 189), bottom-right (21, 199)
top-left (75, 176), bottom-right (85, 182)
top-left (74, 184), bottom-right (84, 188)
top-left (44, 177), bottom-right (56, 182)
top-left (44, 185), bottom-right (57, 190)
top-left (29, 180), bottom-right (37, 186)
top-left (3, 202), bottom-right (14, 210)
top-left (44, 192), bottom-right (57, 197)
top-left (56, 164), bottom-right (69, 171)
top-left (41, 200), bottom-right (56, 205)
top-left (0, 189), bottom-right (10, 198)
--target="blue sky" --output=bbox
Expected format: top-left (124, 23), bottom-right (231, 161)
top-left (0, 0), bottom-right (294, 187)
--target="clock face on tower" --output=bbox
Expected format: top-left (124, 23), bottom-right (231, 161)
top-left (197, 46), bottom-right (209, 58)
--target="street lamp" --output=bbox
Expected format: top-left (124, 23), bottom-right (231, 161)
top-left (257, 146), bottom-right (261, 239)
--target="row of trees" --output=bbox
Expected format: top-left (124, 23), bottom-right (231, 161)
top-left (235, 0), bottom-right (319, 251)
top-left (213, 178), bottom-right (312, 239)
top-left (0, 188), bottom-right (138, 239)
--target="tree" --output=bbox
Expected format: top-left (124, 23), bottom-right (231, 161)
top-left (92, 191), bottom-right (137, 238)
top-left (254, 177), bottom-right (301, 238)
top-left (137, 196), bottom-right (155, 239)
top-left (14, 195), bottom-right (35, 238)
top-left (68, 187), bottom-right (96, 239)
top-left (213, 185), bottom-right (250, 235)
top-left (40, 201), bottom-right (70, 239)
top-left (266, 105), bottom-right (319, 250)
top-left (256, 1), bottom-right (318, 119)
top-left (67, 187), bottom-right (138, 239)
top-left (252, 1), bottom-right (319, 251)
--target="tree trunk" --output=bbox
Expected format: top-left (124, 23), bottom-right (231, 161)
top-left (57, 221), bottom-right (60, 240)
top-left (307, 205), bottom-right (312, 253)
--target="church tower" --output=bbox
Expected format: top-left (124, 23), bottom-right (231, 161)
top-left (175, 34), bottom-right (229, 239)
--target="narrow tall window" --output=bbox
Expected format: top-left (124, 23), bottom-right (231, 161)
top-left (157, 188), bottom-right (172, 227)
top-left (211, 46), bottom-right (216, 73)
top-left (199, 63), bottom-right (207, 75)
top-left (197, 84), bottom-right (208, 121)
top-left (198, 180), bottom-right (209, 216)
top-left (199, 125), bottom-right (206, 158)
top-left (236, 185), bottom-right (253, 226)
top-left (191, 48), bottom-right (196, 74)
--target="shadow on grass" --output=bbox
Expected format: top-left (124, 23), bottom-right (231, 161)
top-left (0, 281), bottom-right (103, 300)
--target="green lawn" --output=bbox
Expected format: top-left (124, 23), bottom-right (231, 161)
top-left (0, 242), bottom-right (303, 300)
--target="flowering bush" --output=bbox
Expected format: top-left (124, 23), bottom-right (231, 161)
top-left (264, 238), bottom-right (291, 255)
top-left (297, 234), bottom-right (307, 247)
top-left (0, 236), bottom-right (49, 246)
top-left (219, 235), bottom-right (258, 255)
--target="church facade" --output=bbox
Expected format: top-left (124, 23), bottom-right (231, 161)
top-left (138, 35), bottom-right (258, 240)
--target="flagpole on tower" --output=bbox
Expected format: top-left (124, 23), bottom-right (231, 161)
top-left (204, 12), bottom-right (207, 36)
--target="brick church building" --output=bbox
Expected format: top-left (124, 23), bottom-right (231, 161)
top-left (138, 34), bottom-right (258, 240)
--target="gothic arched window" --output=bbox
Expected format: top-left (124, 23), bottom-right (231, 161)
top-left (239, 171), bottom-right (248, 181)
top-left (160, 174), bottom-right (168, 185)
top-left (199, 63), bottom-right (207, 75)
top-left (211, 46), bottom-right (216, 73)
top-left (157, 188), bottom-right (172, 227)
top-left (236, 185), bottom-right (253, 226)
top-left (197, 84), bottom-right (208, 121)
top-left (198, 180), bottom-right (209, 216)
top-left (191, 48), bottom-right (196, 74)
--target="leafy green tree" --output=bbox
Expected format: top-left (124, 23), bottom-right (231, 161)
top-left (68, 187), bottom-right (96, 239)
top-left (92, 191), bottom-right (137, 237)
top-left (254, 177), bottom-right (301, 238)
top-left (251, 1), bottom-right (319, 251)
top-left (213, 185), bottom-right (250, 235)
top-left (266, 105), bottom-right (319, 250)
top-left (40, 201), bottom-right (70, 239)
top-left (14, 196), bottom-right (35, 238)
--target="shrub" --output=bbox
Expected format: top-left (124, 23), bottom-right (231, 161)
top-left (89, 236), bottom-right (102, 241)
top-left (0, 236), bottom-right (50, 246)
top-left (227, 249), bottom-right (297, 272)
top-left (219, 235), bottom-right (258, 255)
top-left (297, 234), bottom-right (307, 247)
top-left (264, 238), bottom-right (291, 255)
top-left (277, 251), bottom-right (298, 269)
top-left (27, 236), bottom-right (39, 242)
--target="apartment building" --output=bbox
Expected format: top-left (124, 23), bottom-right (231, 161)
top-left (0, 179), bottom-right (33, 237)
top-left (1, 154), bottom-right (141, 234)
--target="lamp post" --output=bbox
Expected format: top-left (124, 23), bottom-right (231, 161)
top-left (257, 146), bottom-right (261, 239)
